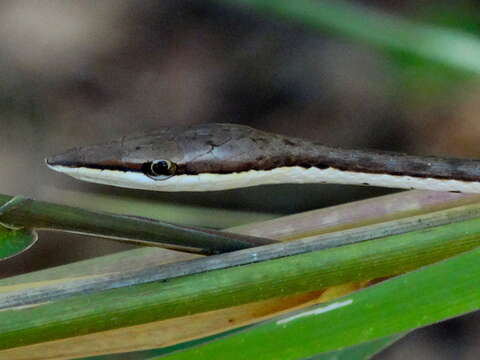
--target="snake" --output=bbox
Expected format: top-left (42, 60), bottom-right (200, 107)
top-left (46, 123), bottom-right (480, 193)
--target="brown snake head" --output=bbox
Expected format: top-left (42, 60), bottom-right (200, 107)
top-left (47, 123), bottom-right (480, 193)
top-left (46, 123), bottom-right (317, 191)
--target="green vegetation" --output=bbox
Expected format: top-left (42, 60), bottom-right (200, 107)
top-left (2, 1), bottom-right (480, 359)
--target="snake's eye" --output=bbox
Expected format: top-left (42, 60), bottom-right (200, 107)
top-left (143, 160), bottom-right (176, 179)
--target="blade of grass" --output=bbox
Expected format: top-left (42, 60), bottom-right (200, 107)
top-left (72, 285), bottom-right (368, 360)
top-left (0, 190), bottom-right (477, 358)
top-left (310, 334), bottom-right (405, 360)
top-left (0, 287), bottom-right (356, 360)
top-left (71, 287), bottom-right (395, 360)
top-left (80, 326), bottom-right (257, 360)
top-left (0, 194), bottom-right (274, 255)
top-left (158, 246), bottom-right (480, 360)
top-left (3, 200), bottom-right (480, 309)
top-left (221, 0), bottom-right (480, 75)
top-left (230, 190), bottom-right (480, 240)
top-left (1, 191), bottom-right (475, 287)
top-left (0, 226), bottom-right (37, 261)
top-left (1, 212), bottom-right (480, 350)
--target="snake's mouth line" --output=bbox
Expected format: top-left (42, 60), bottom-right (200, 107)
top-left (45, 158), bottom-right (144, 173)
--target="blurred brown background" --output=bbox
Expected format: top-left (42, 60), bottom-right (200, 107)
top-left (1, 1), bottom-right (480, 358)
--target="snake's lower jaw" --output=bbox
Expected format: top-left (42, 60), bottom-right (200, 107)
top-left (45, 162), bottom-right (303, 192)
top-left (45, 163), bottom-right (145, 190)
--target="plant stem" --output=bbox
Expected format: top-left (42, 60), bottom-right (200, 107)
top-left (0, 194), bottom-right (274, 255)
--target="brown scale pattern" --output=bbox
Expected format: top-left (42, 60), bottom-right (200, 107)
top-left (47, 123), bottom-right (480, 182)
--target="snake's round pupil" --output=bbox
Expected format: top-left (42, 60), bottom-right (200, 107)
top-left (151, 160), bottom-right (171, 176)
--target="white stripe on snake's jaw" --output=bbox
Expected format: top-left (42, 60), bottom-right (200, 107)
top-left (46, 164), bottom-right (480, 193)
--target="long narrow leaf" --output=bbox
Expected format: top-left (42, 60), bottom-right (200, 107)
top-left (159, 246), bottom-right (480, 359)
top-left (2, 200), bottom-right (480, 309)
top-left (310, 334), bottom-right (405, 360)
top-left (0, 194), bottom-right (274, 255)
top-left (0, 190), bottom-right (477, 358)
top-left (1, 191), bottom-right (474, 286)
top-left (1, 213), bottom-right (480, 350)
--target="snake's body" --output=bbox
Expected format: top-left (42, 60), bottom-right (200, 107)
top-left (47, 123), bottom-right (480, 193)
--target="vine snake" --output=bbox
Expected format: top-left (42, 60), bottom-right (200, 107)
top-left (46, 123), bottom-right (480, 193)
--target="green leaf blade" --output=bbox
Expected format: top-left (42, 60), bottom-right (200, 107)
top-left (159, 247), bottom-right (480, 360)
top-left (309, 334), bottom-right (404, 360)
top-left (1, 215), bottom-right (480, 351)
top-left (0, 226), bottom-right (37, 260)
top-left (0, 194), bottom-right (274, 255)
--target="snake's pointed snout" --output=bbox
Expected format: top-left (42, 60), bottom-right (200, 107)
top-left (45, 155), bottom-right (59, 168)
top-left (45, 157), bottom-right (65, 173)
top-left (45, 148), bottom-right (83, 170)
